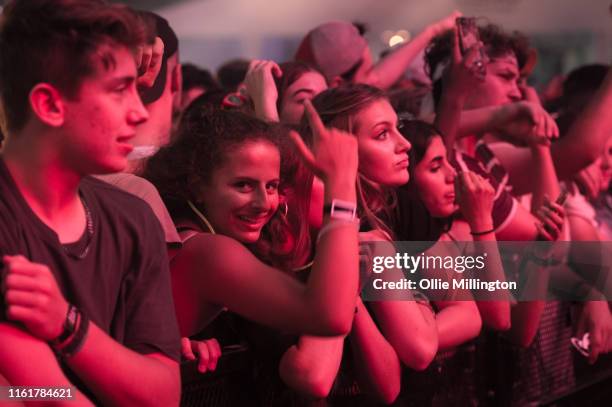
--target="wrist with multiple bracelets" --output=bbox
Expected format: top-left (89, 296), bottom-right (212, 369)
top-left (50, 303), bottom-right (90, 358)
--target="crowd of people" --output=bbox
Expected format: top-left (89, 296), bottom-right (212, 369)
top-left (0, 0), bottom-right (611, 405)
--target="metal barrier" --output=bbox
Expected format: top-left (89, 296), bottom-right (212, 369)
top-left (180, 343), bottom-right (257, 407)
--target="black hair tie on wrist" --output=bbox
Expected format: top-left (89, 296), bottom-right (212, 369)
top-left (53, 308), bottom-right (90, 359)
top-left (50, 304), bottom-right (78, 346)
top-left (470, 228), bottom-right (495, 236)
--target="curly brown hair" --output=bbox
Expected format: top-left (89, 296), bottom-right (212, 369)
top-left (425, 23), bottom-right (530, 79)
top-left (424, 23), bottom-right (530, 107)
top-left (143, 104), bottom-right (305, 269)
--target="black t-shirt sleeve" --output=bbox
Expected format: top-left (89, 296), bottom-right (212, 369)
top-left (0, 202), bottom-right (18, 256)
top-left (121, 208), bottom-right (181, 362)
top-left (0, 203), bottom-right (19, 322)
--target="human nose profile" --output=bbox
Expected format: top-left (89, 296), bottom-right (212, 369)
top-left (444, 161), bottom-right (457, 183)
top-left (394, 131), bottom-right (411, 153)
top-left (128, 91), bottom-right (149, 125)
top-left (509, 83), bottom-right (522, 102)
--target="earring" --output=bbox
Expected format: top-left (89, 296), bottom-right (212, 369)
top-left (279, 202), bottom-right (289, 218)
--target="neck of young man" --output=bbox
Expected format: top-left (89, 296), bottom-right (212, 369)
top-left (2, 128), bottom-right (86, 243)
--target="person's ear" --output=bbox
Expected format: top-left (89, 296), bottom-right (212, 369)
top-left (329, 76), bottom-right (345, 88)
top-left (171, 61), bottom-right (182, 95)
top-left (29, 83), bottom-right (65, 127)
top-left (171, 61), bottom-right (182, 113)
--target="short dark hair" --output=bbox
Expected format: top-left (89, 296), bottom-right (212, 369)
top-left (182, 63), bottom-right (220, 93)
top-left (562, 64), bottom-right (609, 108)
top-left (0, 0), bottom-right (148, 132)
top-left (425, 23), bottom-right (530, 80)
top-left (216, 59), bottom-right (250, 91)
top-left (556, 64), bottom-right (610, 136)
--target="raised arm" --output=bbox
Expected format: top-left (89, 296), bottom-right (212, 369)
top-left (244, 60), bottom-right (282, 122)
top-left (358, 12), bottom-right (460, 90)
top-left (489, 68), bottom-right (612, 192)
top-left (172, 100), bottom-right (359, 337)
top-left (457, 102), bottom-right (557, 144)
top-left (505, 142), bottom-right (565, 348)
top-left (434, 24), bottom-right (486, 151)
top-left (454, 171), bottom-right (511, 331)
top-left (504, 258), bottom-right (552, 348)
top-left (279, 241), bottom-right (402, 404)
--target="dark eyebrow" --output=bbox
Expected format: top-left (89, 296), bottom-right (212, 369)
top-left (107, 75), bottom-right (136, 87)
top-left (291, 88), bottom-right (315, 98)
top-left (232, 176), bottom-right (280, 184)
top-left (490, 61), bottom-right (519, 74)
top-left (231, 176), bottom-right (256, 183)
top-left (430, 156), bottom-right (443, 165)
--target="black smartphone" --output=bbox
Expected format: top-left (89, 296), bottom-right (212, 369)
top-left (456, 17), bottom-right (479, 55)
top-left (456, 17), bottom-right (486, 74)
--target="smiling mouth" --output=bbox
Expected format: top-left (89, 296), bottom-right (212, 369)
top-left (237, 215), bottom-right (269, 229)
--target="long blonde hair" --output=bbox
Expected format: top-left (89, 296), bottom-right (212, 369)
top-left (301, 84), bottom-right (397, 238)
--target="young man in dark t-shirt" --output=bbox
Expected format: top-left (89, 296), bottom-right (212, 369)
top-left (0, 1), bottom-right (180, 404)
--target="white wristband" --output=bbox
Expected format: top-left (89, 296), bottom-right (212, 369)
top-left (324, 199), bottom-right (357, 222)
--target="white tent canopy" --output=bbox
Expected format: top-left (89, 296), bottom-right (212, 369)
top-left (157, 0), bottom-right (611, 71)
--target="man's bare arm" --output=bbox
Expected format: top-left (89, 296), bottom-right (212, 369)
top-left (0, 323), bottom-right (93, 406)
top-left (2, 255), bottom-right (180, 407)
top-left (358, 12), bottom-right (461, 90)
top-left (64, 323), bottom-right (180, 407)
